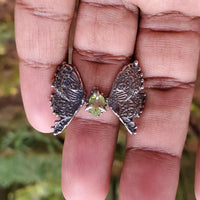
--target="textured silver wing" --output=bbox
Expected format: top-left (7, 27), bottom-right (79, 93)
top-left (50, 62), bottom-right (85, 135)
top-left (108, 60), bottom-right (145, 135)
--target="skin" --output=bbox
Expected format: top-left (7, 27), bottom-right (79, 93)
top-left (15, 0), bottom-right (200, 199)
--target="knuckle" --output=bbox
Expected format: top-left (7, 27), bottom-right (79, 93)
top-left (15, 0), bottom-right (72, 22)
top-left (144, 76), bottom-right (195, 90)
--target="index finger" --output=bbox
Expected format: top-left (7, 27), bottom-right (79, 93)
top-left (15, 0), bottom-right (76, 132)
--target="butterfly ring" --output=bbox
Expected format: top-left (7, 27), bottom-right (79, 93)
top-left (50, 60), bottom-right (145, 135)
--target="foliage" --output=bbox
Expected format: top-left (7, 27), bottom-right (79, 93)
top-left (0, 22), bottom-right (14, 46)
top-left (176, 149), bottom-right (196, 200)
top-left (14, 182), bottom-right (65, 200)
top-left (0, 153), bottom-right (62, 188)
top-left (0, 21), bottom-right (19, 97)
top-left (0, 123), bottom-right (64, 200)
top-left (0, 126), bottom-right (63, 154)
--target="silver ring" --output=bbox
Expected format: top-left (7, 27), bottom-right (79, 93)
top-left (50, 60), bottom-right (145, 135)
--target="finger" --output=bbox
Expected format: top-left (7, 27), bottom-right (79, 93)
top-left (119, 3), bottom-right (200, 199)
top-left (61, 1), bottom-right (139, 199)
top-left (15, 0), bottom-right (76, 132)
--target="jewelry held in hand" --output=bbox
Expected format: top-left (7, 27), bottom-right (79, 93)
top-left (50, 60), bottom-right (145, 135)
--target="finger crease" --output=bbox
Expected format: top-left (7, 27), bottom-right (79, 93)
top-left (19, 57), bottom-right (57, 69)
top-left (73, 48), bottom-right (132, 65)
top-left (142, 11), bottom-right (200, 20)
top-left (140, 11), bottom-right (200, 34)
top-left (81, 0), bottom-right (138, 14)
top-left (140, 28), bottom-right (200, 36)
top-left (16, 0), bottom-right (73, 22)
top-left (126, 146), bottom-right (180, 161)
top-left (144, 76), bottom-right (195, 90)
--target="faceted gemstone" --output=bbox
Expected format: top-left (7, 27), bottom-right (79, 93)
top-left (86, 89), bottom-right (106, 116)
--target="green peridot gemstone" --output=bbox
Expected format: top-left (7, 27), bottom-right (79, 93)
top-left (88, 93), bottom-right (105, 107)
top-left (87, 91), bottom-right (106, 116)
top-left (89, 107), bottom-right (102, 117)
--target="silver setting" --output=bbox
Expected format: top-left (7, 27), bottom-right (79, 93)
top-left (50, 62), bottom-right (85, 135)
top-left (108, 60), bottom-right (145, 135)
top-left (51, 60), bottom-right (145, 135)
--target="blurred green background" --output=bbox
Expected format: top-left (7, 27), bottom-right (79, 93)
top-left (0, 0), bottom-right (200, 199)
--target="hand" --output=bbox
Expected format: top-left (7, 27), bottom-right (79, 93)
top-left (15, 0), bottom-right (200, 199)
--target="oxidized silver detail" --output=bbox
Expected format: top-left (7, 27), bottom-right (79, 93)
top-left (50, 62), bottom-right (85, 135)
top-left (51, 60), bottom-right (145, 135)
top-left (108, 60), bottom-right (145, 135)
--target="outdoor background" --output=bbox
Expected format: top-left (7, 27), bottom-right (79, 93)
top-left (0, 0), bottom-right (200, 199)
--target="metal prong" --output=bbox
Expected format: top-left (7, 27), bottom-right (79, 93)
top-left (85, 105), bottom-right (93, 111)
top-left (129, 129), bottom-right (137, 135)
top-left (133, 60), bottom-right (139, 66)
top-left (53, 132), bottom-right (60, 136)
top-left (99, 107), bottom-right (106, 113)
top-left (135, 114), bottom-right (139, 118)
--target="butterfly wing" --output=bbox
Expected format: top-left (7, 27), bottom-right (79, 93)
top-left (108, 61), bottom-right (145, 135)
top-left (50, 62), bottom-right (86, 135)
